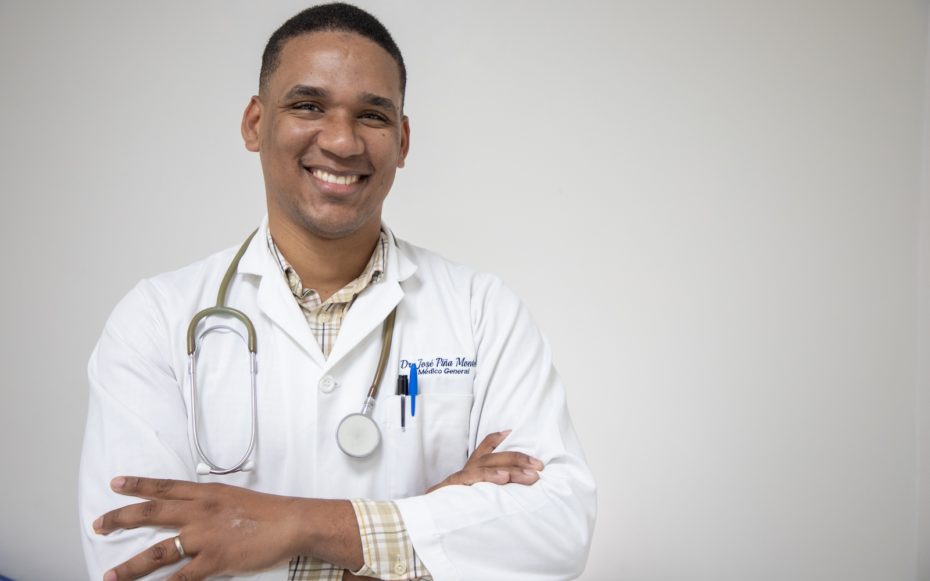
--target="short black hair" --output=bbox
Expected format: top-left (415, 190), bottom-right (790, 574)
top-left (259, 3), bottom-right (406, 101)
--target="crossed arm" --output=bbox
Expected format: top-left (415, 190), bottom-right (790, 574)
top-left (84, 278), bottom-right (595, 580)
top-left (92, 431), bottom-right (544, 581)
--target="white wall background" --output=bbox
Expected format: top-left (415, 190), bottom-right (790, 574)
top-left (0, 1), bottom-right (927, 580)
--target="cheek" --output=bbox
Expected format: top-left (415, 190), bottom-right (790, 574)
top-left (372, 136), bottom-right (405, 172)
top-left (269, 119), bottom-right (314, 157)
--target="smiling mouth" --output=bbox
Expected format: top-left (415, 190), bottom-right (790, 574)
top-left (310, 168), bottom-right (363, 186)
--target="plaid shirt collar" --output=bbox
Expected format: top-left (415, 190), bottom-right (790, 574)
top-left (265, 228), bottom-right (387, 309)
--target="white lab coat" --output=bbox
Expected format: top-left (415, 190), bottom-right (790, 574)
top-left (79, 220), bottom-right (596, 580)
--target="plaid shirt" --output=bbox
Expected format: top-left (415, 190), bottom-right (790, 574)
top-left (289, 501), bottom-right (431, 581)
top-left (268, 231), bottom-right (432, 580)
top-left (267, 229), bottom-right (387, 358)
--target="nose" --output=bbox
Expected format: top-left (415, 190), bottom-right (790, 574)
top-left (316, 112), bottom-right (364, 159)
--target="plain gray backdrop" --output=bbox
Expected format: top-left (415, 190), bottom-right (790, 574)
top-left (1, 1), bottom-right (929, 580)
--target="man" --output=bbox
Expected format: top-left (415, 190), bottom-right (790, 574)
top-left (80, 4), bottom-right (596, 580)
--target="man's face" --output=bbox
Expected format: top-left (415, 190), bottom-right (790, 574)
top-left (243, 31), bottom-right (409, 241)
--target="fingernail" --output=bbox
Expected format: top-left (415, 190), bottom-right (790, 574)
top-left (523, 468), bottom-right (538, 476)
top-left (500, 429), bottom-right (512, 437)
top-left (104, 569), bottom-right (118, 581)
top-left (530, 457), bottom-right (544, 470)
top-left (110, 477), bottom-right (126, 491)
top-left (92, 517), bottom-right (103, 533)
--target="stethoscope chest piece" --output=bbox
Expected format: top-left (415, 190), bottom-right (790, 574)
top-left (336, 412), bottom-right (382, 458)
top-left (334, 307), bottom-right (397, 459)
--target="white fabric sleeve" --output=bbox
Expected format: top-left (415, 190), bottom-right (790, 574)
top-left (394, 275), bottom-right (597, 581)
top-left (78, 281), bottom-right (192, 579)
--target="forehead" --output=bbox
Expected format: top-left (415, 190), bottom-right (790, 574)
top-left (269, 31), bottom-right (402, 100)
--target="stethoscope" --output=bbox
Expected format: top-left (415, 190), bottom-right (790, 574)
top-left (186, 229), bottom-right (396, 475)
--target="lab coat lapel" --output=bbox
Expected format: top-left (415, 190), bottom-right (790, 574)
top-left (237, 221), bottom-right (326, 366)
top-left (324, 228), bottom-right (417, 371)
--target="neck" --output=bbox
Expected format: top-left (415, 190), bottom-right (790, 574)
top-left (269, 216), bottom-right (381, 303)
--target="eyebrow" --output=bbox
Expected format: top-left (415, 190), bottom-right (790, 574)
top-left (284, 85), bottom-right (328, 101)
top-left (360, 92), bottom-right (398, 112)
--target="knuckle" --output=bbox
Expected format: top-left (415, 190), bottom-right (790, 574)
top-left (200, 498), bottom-right (220, 514)
top-left (127, 476), bottom-right (144, 492)
top-left (155, 479), bottom-right (174, 494)
top-left (140, 502), bottom-right (158, 519)
top-left (150, 543), bottom-right (168, 562)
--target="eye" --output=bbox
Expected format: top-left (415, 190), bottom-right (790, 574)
top-left (360, 111), bottom-right (390, 124)
top-left (293, 102), bottom-right (323, 113)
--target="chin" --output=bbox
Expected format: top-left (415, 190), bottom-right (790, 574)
top-left (297, 214), bottom-right (377, 241)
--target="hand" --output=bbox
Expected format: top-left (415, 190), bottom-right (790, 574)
top-left (427, 430), bottom-right (544, 493)
top-left (93, 477), bottom-right (358, 581)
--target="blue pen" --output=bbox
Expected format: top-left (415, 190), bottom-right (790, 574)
top-left (409, 363), bottom-right (419, 417)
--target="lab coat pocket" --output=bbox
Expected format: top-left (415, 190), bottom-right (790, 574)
top-left (385, 392), bottom-right (473, 499)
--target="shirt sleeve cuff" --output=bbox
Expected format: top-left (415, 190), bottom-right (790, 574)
top-left (350, 499), bottom-right (432, 580)
top-left (287, 555), bottom-right (346, 580)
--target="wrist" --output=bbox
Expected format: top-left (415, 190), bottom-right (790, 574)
top-left (282, 497), bottom-right (320, 555)
top-left (285, 497), bottom-right (363, 570)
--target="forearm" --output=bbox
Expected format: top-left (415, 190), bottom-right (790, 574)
top-left (397, 456), bottom-right (596, 579)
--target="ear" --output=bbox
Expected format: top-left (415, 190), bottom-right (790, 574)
top-left (241, 96), bottom-right (263, 152)
top-left (397, 115), bottom-right (410, 168)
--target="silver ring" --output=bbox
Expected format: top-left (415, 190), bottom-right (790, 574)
top-left (174, 535), bottom-right (187, 558)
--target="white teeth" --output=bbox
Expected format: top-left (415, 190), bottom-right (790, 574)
top-left (312, 169), bottom-right (360, 185)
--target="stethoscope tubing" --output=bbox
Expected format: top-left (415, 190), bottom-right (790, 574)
top-left (186, 229), bottom-right (397, 475)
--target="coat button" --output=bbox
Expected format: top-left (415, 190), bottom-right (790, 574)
top-left (319, 375), bottom-right (338, 393)
top-left (393, 559), bottom-right (407, 575)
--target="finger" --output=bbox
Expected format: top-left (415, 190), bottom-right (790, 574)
top-left (472, 430), bottom-right (512, 458)
top-left (110, 476), bottom-right (200, 501)
top-left (450, 467), bottom-right (511, 486)
top-left (430, 463), bottom-right (542, 492)
top-left (94, 500), bottom-right (192, 535)
top-left (104, 535), bottom-right (189, 581)
top-left (471, 451), bottom-right (544, 471)
top-left (461, 466), bottom-right (540, 487)
top-left (503, 467), bottom-right (541, 486)
top-left (168, 557), bottom-right (213, 581)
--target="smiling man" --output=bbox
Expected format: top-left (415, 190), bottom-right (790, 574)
top-left (79, 4), bottom-right (596, 580)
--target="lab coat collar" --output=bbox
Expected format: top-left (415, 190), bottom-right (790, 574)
top-left (235, 215), bottom-right (269, 277)
top-left (325, 222), bottom-right (417, 368)
top-left (234, 217), bottom-right (417, 369)
top-left (236, 217), bottom-right (324, 365)
top-left (236, 217), bottom-right (416, 281)
top-left (382, 223), bottom-right (418, 284)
